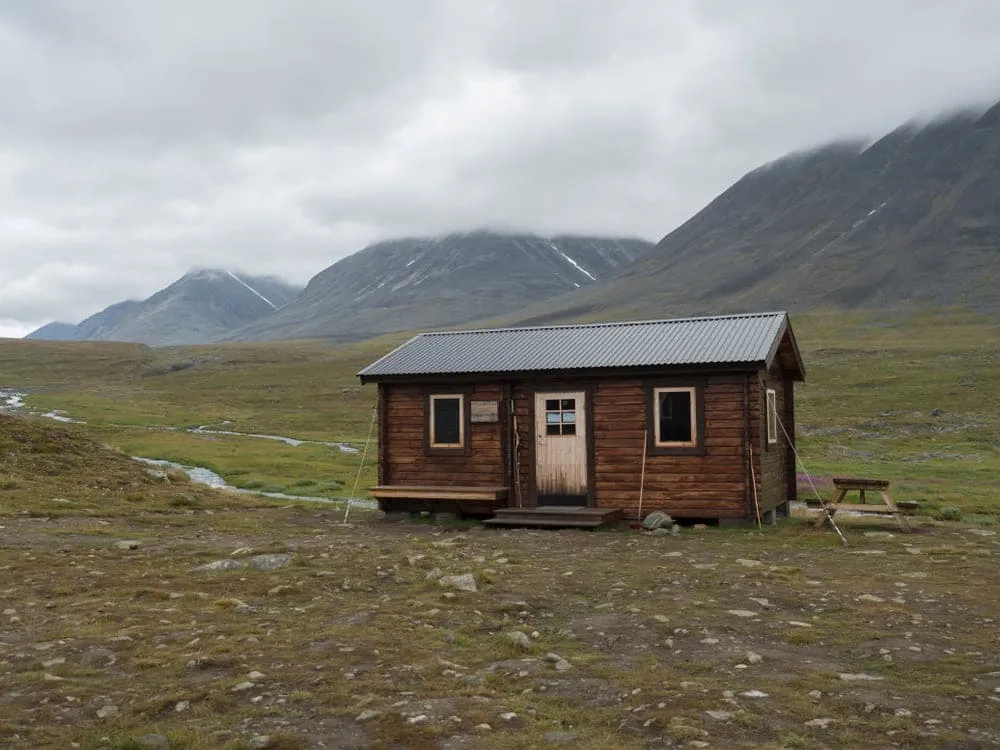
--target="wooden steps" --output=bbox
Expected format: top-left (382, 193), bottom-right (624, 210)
top-left (484, 506), bottom-right (623, 530)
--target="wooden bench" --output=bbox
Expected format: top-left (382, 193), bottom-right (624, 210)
top-left (814, 477), bottom-right (911, 532)
top-left (369, 485), bottom-right (509, 518)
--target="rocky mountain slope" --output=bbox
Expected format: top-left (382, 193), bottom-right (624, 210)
top-left (21, 321), bottom-right (80, 341)
top-left (227, 231), bottom-right (652, 342)
top-left (506, 100), bottom-right (1000, 326)
top-left (26, 270), bottom-right (301, 346)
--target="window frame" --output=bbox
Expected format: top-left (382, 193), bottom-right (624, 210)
top-left (423, 390), bottom-right (472, 456)
top-left (645, 381), bottom-right (706, 457)
top-left (766, 388), bottom-right (778, 445)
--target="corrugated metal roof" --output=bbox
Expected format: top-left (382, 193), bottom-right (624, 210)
top-left (358, 312), bottom-right (796, 380)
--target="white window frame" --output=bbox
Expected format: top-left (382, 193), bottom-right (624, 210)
top-left (653, 386), bottom-right (698, 448)
top-left (429, 393), bottom-right (465, 449)
top-left (766, 389), bottom-right (778, 445)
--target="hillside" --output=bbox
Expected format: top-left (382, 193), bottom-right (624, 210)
top-left (227, 231), bottom-right (652, 342)
top-left (26, 270), bottom-right (301, 346)
top-left (506, 101), bottom-right (1000, 325)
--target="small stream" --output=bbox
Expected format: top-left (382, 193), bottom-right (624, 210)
top-left (133, 457), bottom-right (375, 508)
top-left (190, 422), bottom-right (358, 453)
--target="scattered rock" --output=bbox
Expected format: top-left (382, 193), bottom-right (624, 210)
top-left (705, 710), bottom-right (734, 721)
top-left (248, 553), bottom-right (292, 571)
top-left (727, 609), bottom-right (759, 618)
top-left (544, 652), bottom-right (572, 671)
top-left (650, 526), bottom-right (678, 536)
top-left (136, 734), bottom-right (170, 749)
top-left (805, 718), bottom-right (835, 729)
top-left (500, 712), bottom-right (517, 720)
top-left (474, 724), bottom-right (492, 732)
top-left (736, 558), bottom-right (762, 567)
top-left (857, 594), bottom-right (885, 603)
top-left (504, 631), bottom-right (533, 650)
top-left (248, 736), bottom-right (272, 750)
top-left (175, 701), bottom-right (190, 712)
top-left (115, 540), bottom-right (141, 550)
top-left (96, 704), bottom-right (119, 719)
top-left (838, 673), bottom-right (884, 682)
top-left (247, 670), bottom-right (266, 680)
top-left (740, 690), bottom-right (769, 698)
top-left (232, 681), bottom-right (256, 692)
top-left (356, 709), bottom-right (380, 722)
top-left (641, 511), bottom-right (674, 530)
top-left (746, 651), bottom-right (763, 664)
top-left (894, 708), bottom-right (913, 717)
top-left (438, 573), bottom-right (478, 592)
top-left (425, 568), bottom-right (444, 581)
top-left (808, 690), bottom-right (822, 701)
top-left (194, 559), bottom-right (243, 572)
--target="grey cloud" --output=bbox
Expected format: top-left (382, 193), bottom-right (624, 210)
top-left (2, 0), bottom-right (1000, 335)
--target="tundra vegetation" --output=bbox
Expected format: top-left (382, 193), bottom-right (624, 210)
top-left (1, 307), bottom-right (998, 749)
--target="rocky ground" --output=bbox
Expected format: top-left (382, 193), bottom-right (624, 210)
top-left (1, 507), bottom-right (998, 750)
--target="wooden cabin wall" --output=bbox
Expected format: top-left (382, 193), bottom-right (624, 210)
top-left (381, 382), bottom-right (505, 486)
top-left (750, 366), bottom-right (793, 512)
top-left (590, 376), bottom-right (749, 519)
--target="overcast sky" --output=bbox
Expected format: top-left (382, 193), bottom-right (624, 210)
top-left (2, 1), bottom-right (1000, 337)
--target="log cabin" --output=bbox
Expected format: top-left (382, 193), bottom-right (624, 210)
top-left (357, 312), bottom-right (805, 528)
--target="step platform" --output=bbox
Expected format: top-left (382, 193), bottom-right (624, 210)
top-left (484, 506), bottom-right (623, 530)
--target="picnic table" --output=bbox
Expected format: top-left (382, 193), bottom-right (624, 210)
top-left (814, 477), bottom-right (911, 532)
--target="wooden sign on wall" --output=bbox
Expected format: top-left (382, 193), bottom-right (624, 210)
top-left (470, 400), bottom-right (499, 423)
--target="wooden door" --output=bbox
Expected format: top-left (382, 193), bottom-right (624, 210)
top-left (534, 391), bottom-right (588, 506)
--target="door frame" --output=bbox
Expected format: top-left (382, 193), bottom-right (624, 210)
top-left (528, 383), bottom-right (596, 507)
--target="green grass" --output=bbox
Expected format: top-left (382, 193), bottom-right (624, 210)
top-left (2, 306), bottom-right (998, 515)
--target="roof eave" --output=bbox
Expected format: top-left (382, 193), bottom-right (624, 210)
top-left (357, 360), bottom-right (770, 384)
top-left (763, 314), bottom-right (806, 382)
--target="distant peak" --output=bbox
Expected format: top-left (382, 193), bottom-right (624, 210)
top-left (182, 268), bottom-right (229, 281)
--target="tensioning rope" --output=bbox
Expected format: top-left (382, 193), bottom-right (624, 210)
top-left (775, 412), bottom-right (848, 546)
top-left (343, 405), bottom-right (378, 523)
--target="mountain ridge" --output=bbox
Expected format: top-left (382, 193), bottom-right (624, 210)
top-left (26, 269), bottom-right (302, 346)
top-left (496, 100), bottom-right (1000, 326)
top-left (224, 230), bottom-right (654, 343)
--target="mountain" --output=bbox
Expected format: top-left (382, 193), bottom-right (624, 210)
top-left (504, 101), bottom-right (1000, 325)
top-left (27, 270), bottom-right (302, 346)
top-left (227, 231), bottom-right (652, 342)
top-left (22, 321), bottom-right (80, 341)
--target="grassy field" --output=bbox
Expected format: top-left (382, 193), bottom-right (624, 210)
top-left (2, 306), bottom-right (998, 518)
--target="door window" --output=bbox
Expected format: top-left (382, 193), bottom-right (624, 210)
top-left (544, 398), bottom-right (577, 436)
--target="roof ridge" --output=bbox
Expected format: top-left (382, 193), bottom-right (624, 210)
top-left (420, 311), bottom-right (787, 337)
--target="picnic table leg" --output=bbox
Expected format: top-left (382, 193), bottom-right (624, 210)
top-left (881, 490), bottom-right (911, 532)
top-left (815, 488), bottom-right (847, 528)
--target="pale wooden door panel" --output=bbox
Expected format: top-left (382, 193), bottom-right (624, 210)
top-left (534, 391), bottom-right (587, 505)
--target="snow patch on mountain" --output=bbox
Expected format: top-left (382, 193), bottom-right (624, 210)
top-left (555, 248), bottom-right (598, 281)
top-left (227, 271), bottom-right (277, 309)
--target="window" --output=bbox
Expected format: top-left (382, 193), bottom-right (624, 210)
top-left (429, 394), bottom-right (464, 449)
top-left (653, 387), bottom-right (697, 447)
top-left (544, 397), bottom-right (577, 436)
top-left (766, 389), bottom-right (778, 445)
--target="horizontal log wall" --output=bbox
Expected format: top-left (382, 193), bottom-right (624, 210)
top-left (591, 377), bottom-right (748, 519)
top-left (749, 366), bottom-right (791, 513)
top-left (382, 383), bottom-right (504, 487)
